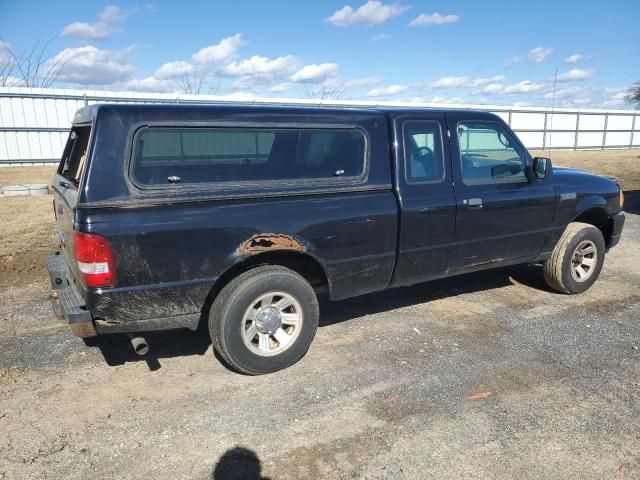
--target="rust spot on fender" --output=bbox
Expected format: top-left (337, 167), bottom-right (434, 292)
top-left (236, 233), bottom-right (305, 256)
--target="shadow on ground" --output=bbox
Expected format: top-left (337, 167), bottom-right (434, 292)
top-left (94, 263), bottom-right (548, 369)
top-left (211, 447), bottom-right (270, 480)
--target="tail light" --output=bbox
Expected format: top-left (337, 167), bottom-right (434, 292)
top-left (74, 232), bottom-right (116, 288)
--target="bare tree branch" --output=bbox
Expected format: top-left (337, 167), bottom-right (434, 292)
top-left (300, 74), bottom-right (347, 101)
top-left (0, 36), bottom-right (69, 87)
top-left (171, 62), bottom-right (215, 95)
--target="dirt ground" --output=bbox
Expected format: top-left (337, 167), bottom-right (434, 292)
top-left (0, 196), bottom-right (57, 287)
top-left (530, 149), bottom-right (640, 191)
top-left (0, 166), bottom-right (56, 188)
top-left (0, 153), bottom-right (639, 479)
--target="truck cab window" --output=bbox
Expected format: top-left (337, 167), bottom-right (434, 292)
top-left (458, 122), bottom-right (526, 185)
top-left (403, 121), bottom-right (444, 183)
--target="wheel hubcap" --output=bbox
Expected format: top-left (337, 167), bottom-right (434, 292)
top-left (570, 240), bottom-right (597, 283)
top-left (254, 307), bottom-right (281, 334)
top-left (241, 292), bottom-right (303, 357)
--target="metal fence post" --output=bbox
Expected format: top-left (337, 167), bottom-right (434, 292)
top-left (631, 115), bottom-right (636, 149)
top-left (574, 112), bottom-right (580, 150)
top-left (508, 109), bottom-right (512, 127)
top-left (542, 112), bottom-right (548, 150)
top-left (602, 113), bottom-right (608, 150)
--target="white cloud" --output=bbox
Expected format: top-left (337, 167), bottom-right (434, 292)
top-left (219, 55), bottom-right (299, 82)
top-left (125, 76), bottom-right (173, 93)
top-left (154, 60), bottom-right (193, 80)
top-left (505, 55), bottom-right (522, 67)
top-left (45, 45), bottom-right (135, 85)
top-left (290, 63), bottom-right (338, 83)
top-left (482, 83), bottom-right (504, 94)
top-left (469, 75), bottom-right (505, 87)
top-left (430, 95), bottom-right (464, 104)
top-left (513, 101), bottom-right (531, 107)
top-left (342, 75), bottom-right (383, 88)
top-left (61, 5), bottom-right (127, 40)
top-left (556, 68), bottom-right (595, 81)
top-left (367, 84), bottom-right (408, 97)
top-left (564, 53), bottom-right (583, 64)
top-left (0, 41), bottom-right (17, 71)
top-left (268, 75), bottom-right (380, 95)
top-left (603, 91), bottom-right (627, 106)
top-left (571, 97), bottom-right (591, 105)
top-left (268, 82), bottom-right (294, 93)
top-left (370, 33), bottom-right (391, 41)
top-left (431, 76), bottom-right (468, 88)
top-left (528, 47), bottom-right (553, 63)
top-left (430, 74), bottom-right (504, 89)
top-left (409, 13), bottom-right (459, 26)
top-left (192, 33), bottom-right (244, 65)
top-left (326, 1), bottom-right (409, 27)
top-left (138, 34), bottom-right (245, 89)
top-left (503, 80), bottom-right (544, 94)
top-left (543, 85), bottom-right (589, 100)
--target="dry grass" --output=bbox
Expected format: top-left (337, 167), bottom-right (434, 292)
top-left (0, 196), bottom-right (57, 257)
top-left (530, 149), bottom-right (640, 191)
top-left (0, 196), bottom-right (57, 286)
top-left (0, 166), bottom-right (57, 188)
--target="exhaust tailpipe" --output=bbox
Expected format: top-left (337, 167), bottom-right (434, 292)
top-left (129, 334), bottom-right (149, 356)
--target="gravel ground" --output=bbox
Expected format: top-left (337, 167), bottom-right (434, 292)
top-left (1, 199), bottom-right (639, 479)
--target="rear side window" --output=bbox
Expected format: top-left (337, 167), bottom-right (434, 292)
top-left (132, 127), bottom-right (366, 186)
top-left (58, 125), bottom-right (91, 185)
top-left (403, 121), bottom-right (444, 183)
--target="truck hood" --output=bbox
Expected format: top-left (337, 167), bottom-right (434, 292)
top-left (552, 165), bottom-right (619, 188)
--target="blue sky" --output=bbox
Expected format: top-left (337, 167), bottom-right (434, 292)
top-left (1, 0), bottom-right (638, 108)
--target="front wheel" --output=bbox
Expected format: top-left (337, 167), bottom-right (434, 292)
top-left (544, 222), bottom-right (606, 294)
top-left (209, 265), bottom-right (319, 375)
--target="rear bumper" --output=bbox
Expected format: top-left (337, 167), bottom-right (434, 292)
top-left (46, 252), bottom-right (97, 338)
top-left (608, 212), bottom-right (625, 249)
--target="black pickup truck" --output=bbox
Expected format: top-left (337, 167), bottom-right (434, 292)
top-left (47, 104), bottom-right (625, 374)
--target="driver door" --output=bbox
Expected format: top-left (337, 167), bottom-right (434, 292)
top-left (447, 113), bottom-right (555, 269)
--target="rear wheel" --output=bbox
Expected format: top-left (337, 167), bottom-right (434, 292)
top-left (544, 222), bottom-right (605, 294)
top-left (209, 265), bottom-right (319, 374)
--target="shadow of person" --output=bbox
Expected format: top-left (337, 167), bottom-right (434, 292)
top-left (212, 447), bottom-right (270, 480)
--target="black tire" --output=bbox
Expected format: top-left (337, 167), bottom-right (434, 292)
top-left (209, 265), bottom-right (319, 375)
top-left (543, 222), bottom-right (606, 294)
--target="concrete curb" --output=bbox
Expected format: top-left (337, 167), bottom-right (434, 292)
top-left (0, 184), bottom-right (51, 197)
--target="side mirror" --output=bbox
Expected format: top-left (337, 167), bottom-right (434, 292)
top-left (532, 157), bottom-right (552, 179)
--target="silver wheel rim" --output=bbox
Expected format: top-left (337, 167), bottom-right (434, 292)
top-left (241, 291), bottom-right (303, 357)
top-left (570, 240), bottom-right (598, 282)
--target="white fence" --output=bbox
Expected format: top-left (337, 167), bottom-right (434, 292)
top-left (0, 86), bottom-right (638, 164)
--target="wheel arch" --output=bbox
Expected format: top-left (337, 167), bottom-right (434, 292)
top-left (571, 206), bottom-right (614, 246)
top-left (202, 250), bottom-right (330, 317)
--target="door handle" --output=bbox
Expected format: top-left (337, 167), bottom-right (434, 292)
top-left (463, 198), bottom-right (483, 209)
